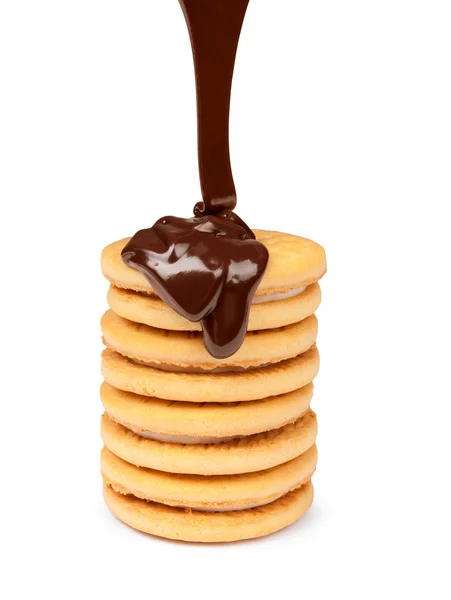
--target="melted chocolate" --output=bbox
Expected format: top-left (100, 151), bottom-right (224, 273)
top-left (121, 212), bottom-right (268, 358)
top-left (121, 0), bottom-right (268, 358)
top-left (179, 0), bottom-right (250, 215)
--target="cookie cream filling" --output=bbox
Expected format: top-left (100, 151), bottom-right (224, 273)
top-left (252, 286), bottom-right (306, 304)
top-left (186, 499), bottom-right (275, 512)
top-left (131, 429), bottom-right (245, 445)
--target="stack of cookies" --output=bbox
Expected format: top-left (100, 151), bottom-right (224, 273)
top-left (100, 230), bottom-right (326, 542)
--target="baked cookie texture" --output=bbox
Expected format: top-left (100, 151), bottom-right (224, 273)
top-left (101, 445), bottom-right (317, 510)
top-left (101, 346), bottom-right (320, 402)
top-left (101, 410), bottom-right (317, 475)
top-left (107, 283), bottom-right (322, 332)
top-left (103, 481), bottom-right (314, 543)
top-left (101, 309), bottom-right (318, 370)
top-left (100, 229), bottom-right (325, 542)
top-left (100, 381), bottom-right (313, 437)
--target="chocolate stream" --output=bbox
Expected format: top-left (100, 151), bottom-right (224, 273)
top-left (180, 0), bottom-right (250, 215)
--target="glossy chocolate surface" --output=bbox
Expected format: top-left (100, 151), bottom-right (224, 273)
top-left (179, 0), bottom-right (250, 215)
top-left (121, 211), bottom-right (268, 358)
top-left (121, 0), bottom-right (268, 358)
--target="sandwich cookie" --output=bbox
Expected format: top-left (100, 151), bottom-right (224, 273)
top-left (103, 481), bottom-right (314, 543)
top-left (101, 445), bottom-right (317, 510)
top-left (100, 409), bottom-right (317, 475)
top-left (107, 282), bottom-right (321, 332)
top-left (101, 345), bottom-right (320, 402)
top-left (101, 230), bottom-right (326, 298)
top-left (100, 381), bottom-right (313, 439)
top-left (101, 310), bottom-right (318, 371)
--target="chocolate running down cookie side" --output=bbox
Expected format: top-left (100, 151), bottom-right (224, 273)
top-left (121, 212), bottom-right (268, 358)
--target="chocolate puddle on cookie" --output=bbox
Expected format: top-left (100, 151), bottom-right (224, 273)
top-left (121, 212), bottom-right (268, 358)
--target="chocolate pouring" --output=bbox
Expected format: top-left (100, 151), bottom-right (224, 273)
top-left (121, 0), bottom-right (268, 359)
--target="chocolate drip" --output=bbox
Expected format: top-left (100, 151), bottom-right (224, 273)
top-left (179, 0), bottom-right (250, 215)
top-left (121, 212), bottom-right (268, 358)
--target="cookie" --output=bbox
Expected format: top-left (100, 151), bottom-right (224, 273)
top-left (101, 445), bottom-right (317, 510)
top-left (100, 380), bottom-right (313, 439)
top-left (101, 230), bottom-right (326, 298)
top-left (103, 480), bottom-right (313, 542)
top-left (107, 283), bottom-right (321, 332)
top-left (101, 345), bottom-right (320, 402)
top-left (100, 410), bottom-right (317, 475)
top-left (101, 310), bottom-right (318, 370)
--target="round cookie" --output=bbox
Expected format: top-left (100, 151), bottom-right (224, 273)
top-left (101, 345), bottom-right (320, 402)
top-left (101, 310), bottom-right (318, 370)
top-left (107, 283), bottom-right (321, 332)
top-left (103, 480), bottom-right (314, 542)
top-left (101, 445), bottom-right (317, 510)
top-left (100, 410), bottom-right (317, 475)
top-left (100, 381), bottom-right (313, 439)
top-left (101, 230), bottom-right (326, 298)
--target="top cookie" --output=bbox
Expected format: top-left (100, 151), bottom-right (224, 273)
top-left (101, 230), bottom-right (326, 298)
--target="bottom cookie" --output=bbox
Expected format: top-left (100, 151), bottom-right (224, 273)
top-left (103, 481), bottom-right (314, 543)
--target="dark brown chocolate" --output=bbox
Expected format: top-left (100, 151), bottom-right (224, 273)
top-left (121, 212), bottom-right (268, 358)
top-left (121, 0), bottom-right (268, 358)
top-left (179, 0), bottom-right (250, 215)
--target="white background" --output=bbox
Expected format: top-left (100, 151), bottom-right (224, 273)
top-left (1, 1), bottom-right (450, 598)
